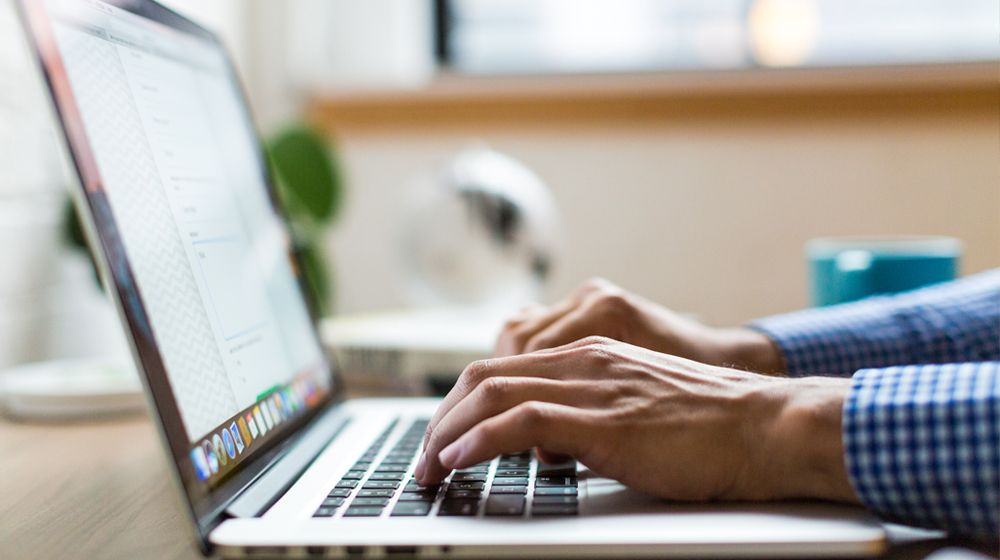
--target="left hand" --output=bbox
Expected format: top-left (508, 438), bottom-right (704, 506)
top-left (415, 336), bottom-right (859, 504)
top-left (494, 278), bottom-right (784, 374)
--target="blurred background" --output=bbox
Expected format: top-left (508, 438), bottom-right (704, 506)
top-left (0, 0), bottom-right (998, 375)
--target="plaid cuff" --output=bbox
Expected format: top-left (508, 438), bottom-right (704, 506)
top-left (842, 363), bottom-right (1000, 538)
top-left (750, 270), bottom-right (1000, 377)
top-left (750, 297), bottom-right (910, 377)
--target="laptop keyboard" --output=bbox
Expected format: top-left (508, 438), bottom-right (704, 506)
top-left (313, 418), bottom-right (579, 519)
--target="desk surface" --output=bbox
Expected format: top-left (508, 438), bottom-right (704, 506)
top-left (1, 412), bottom-right (995, 560)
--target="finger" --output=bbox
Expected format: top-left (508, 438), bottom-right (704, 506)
top-left (535, 448), bottom-right (572, 465)
top-left (523, 305), bottom-right (607, 353)
top-left (419, 377), bottom-right (611, 483)
top-left (524, 287), bottom-right (636, 353)
top-left (426, 337), bottom-right (615, 438)
top-left (421, 351), bottom-right (571, 460)
top-left (494, 280), bottom-right (608, 357)
top-left (419, 337), bottom-right (617, 471)
top-left (437, 401), bottom-right (598, 472)
top-left (495, 298), bottom-right (578, 357)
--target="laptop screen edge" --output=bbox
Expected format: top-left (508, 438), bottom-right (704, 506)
top-left (14, 0), bottom-right (347, 548)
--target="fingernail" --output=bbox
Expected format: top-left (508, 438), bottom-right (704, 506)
top-left (414, 452), bottom-right (427, 481)
top-left (438, 442), bottom-right (463, 468)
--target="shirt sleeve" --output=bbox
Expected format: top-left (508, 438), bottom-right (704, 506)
top-left (842, 362), bottom-right (1000, 538)
top-left (750, 269), bottom-right (1000, 377)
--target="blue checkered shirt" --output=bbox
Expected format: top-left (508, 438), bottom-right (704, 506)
top-left (752, 269), bottom-right (1000, 538)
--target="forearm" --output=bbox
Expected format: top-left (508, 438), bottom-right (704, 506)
top-left (749, 269), bottom-right (1000, 376)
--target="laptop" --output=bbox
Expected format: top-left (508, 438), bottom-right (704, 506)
top-left (17, 0), bottom-right (887, 556)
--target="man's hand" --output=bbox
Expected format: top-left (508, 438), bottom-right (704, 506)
top-left (416, 337), bottom-right (859, 504)
top-left (495, 278), bottom-right (784, 374)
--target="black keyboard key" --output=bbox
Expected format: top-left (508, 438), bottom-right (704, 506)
top-left (488, 485), bottom-right (527, 495)
top-left (450, 473), bottom-right (487, 482)
top-left (356, 489), bottom-right (395, 498)
top-left (457, 465), bottom-right (490, 473)
top-left (391, 502), bottom-right (432, 517)
top-left (314, 507), bottom-right (338, 517)
top-left (532, 495), bottom-right (577, 505)
top-left (321, 497), bottom-right (347, 508)
top-left (362, 480), bottom-right (399, 490)
top-left (439, 500), bottom-right (479, 516)
top-left (495, 469), bottom-right (528, 477)
top-left (343, 507), bottom-right (384, 517)
top-left (340, 470), bottom-right (367, 480)
top-left (448, 481), bottom-right (485, 491)
top-left (378, 458), bottom-right (413, 465)
top-left (532, 504), bottom-right (578, 516)
top-left (392, 450), bottom-right (419, 457)
top-left (328, 488), bottom-right (352, 498)
top-left (485, 495), bottom-right (525, 516)
top-left (501, 452), bottom-right (531, 458)
top-left (350, 497), bottom-right (390, 507)
top-left (375, 465), bottom-right (409, 473)
top-left (368, 472), bottom-right (406, 481)
top-left (491, 477), bottom-right (528, 486)
top-left (498, 460), bottom-right (529, 468)
top-left (537, 461), bottom-right (576, 476)
top-left (383, 452), bottom-right (416, 460)
top-left (352, 461), bottom-right (371, 470)
top-left (534, 487), bottom-right (577, 496)
top-left (535, 476), bottom-right (577, 487)
top-left (335, 480), bottom-right (359, 489)
top-left (445, 489), bottom-right (483, 500)
top-left (404, 482), bottom-right (439, 493)
top-left (398, 492), bottom-right (437, 502)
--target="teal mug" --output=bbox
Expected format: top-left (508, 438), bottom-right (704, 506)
top-left (807, 236), bottom-right (962, 307)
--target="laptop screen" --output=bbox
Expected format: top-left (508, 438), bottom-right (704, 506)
top-left (21, 0), bottom-right (335, 496)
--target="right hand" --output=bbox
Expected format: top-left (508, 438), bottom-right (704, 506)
top-left (495, 278), bottom-right (784, 374)
top-left (417, 336), bottom-right (856, 505)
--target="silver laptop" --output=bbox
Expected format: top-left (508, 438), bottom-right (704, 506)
top-left (18, 0), bottom-right (886, 556)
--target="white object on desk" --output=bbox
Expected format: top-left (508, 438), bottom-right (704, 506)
top-left (321, 306), bottom-right (505, 394)
top-left (0, 357), bottom-right (145, 420)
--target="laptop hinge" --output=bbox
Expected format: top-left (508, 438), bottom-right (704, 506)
top-left (225, 406), bottom-right (352, 518)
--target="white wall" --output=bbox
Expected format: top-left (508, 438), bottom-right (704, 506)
top-left (226, 2), bottom-right (999, 326)
top-left (4, 1), bottom-right (995, 338)
top-left (325, 106), bottom-right (1000, 326)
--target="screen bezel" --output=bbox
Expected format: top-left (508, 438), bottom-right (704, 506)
top-left (15, 0), bottom-right (345, 546)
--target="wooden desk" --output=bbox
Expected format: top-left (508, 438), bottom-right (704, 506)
top-left (1, 414), bottom-right (995, 560)
top-left (0, 413), bottom-right (202, 560)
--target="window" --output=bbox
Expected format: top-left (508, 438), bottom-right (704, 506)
top-left (438, 0), bottom-right (1000, 75)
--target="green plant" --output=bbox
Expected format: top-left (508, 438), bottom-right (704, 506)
top-left (63, 123), bottom-right (344, 315)
top-left (265, 124), bottom-right (344, 315)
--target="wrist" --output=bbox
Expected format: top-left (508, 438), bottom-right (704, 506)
top-left (752, 377), bottom-right (860, 503)
top-left (715, 328), bottom-right (785, 375)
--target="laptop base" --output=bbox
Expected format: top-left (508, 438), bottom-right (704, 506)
top-left (210, 399), bottom-right (886, 559)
